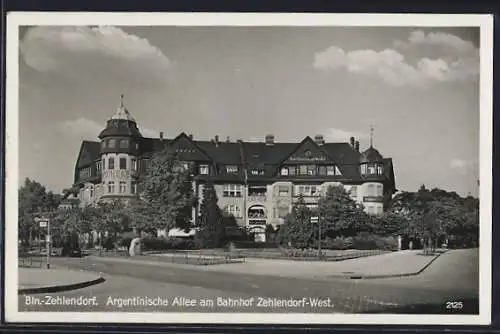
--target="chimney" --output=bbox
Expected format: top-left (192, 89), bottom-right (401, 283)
top-left (214, 135), bottom-right (219, 147)
top-left (160, 131), bottom-right (164, 140)
top-left (355, 140), bottom-right (360, 152)
top-left (226, 136), bottom-right (230, 143)
top-left (350, 136), bottom-right (355, 147)
top-left (265, 134), bottom-right (275, 146)
top-left (188, 134), bottom-right (193, 140)
top-left (314, 134), bottom-right (325, 146)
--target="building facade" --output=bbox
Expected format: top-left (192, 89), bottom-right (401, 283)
top-left (70, 99), bottom-right (396, 241)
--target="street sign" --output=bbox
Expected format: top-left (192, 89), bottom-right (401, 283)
top-left (39, 221), bottom-right (48, 228)
top-left (310, 216), bottom-right (319, 224)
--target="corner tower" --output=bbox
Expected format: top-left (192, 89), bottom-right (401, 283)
top-left (98, 95), bottom-right (142, 201)
top-left (359, 127), bottom-right (385, 215)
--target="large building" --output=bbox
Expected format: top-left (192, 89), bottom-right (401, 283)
top-left (69, 98), bottom-right (396, 240)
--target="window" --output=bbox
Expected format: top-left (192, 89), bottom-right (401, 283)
top-left (108, 157), bottom-right (115, 170)
top-left (119, 181), bottom-right (126, 193)
top-left (377, 164), bottom-right (384, 175)
top-left (299, 165), bottom-right (308, 175)
top-left (251, 169), bottom-right (264, 176)
top-left (96, 161), bottom-right (102, 173)
top-left (350, 186), bottom-right (358, 198)
top-left (223, 184), bottom-right (242, 197)
top-left (108, 139), bottom-right (116, 148)
top-left (226, 165), bottom-right (238, 173)
top-left (288, 166), bottom-right (296, 175)
top-left (278, 185), bottom-right (289, 197)
top-left (101, 141), bottom-right (106, 149)
top-left (280, 167), bottom-right (289, 176)
top-left (119, 139), bottom-right (129, 149)
top-left (131, 181), bottom-right (137, 194)
top-left (108, 181), bottom-right (115, 193)
top-left (199, 164), bottom-right (209, 175)
top-left (277, 206), bottom-right (289, 218)
top-left (361, 164), bottom-right (367, 175)
top-left (89, 186), bottom-right (94, 198)
top-left (326, 165), bottom-right (335, 176)
top-left (376, 184), bottom-right (383, 196)
top-left (318, 166), bottom-right (326, 175)
top-left (307, 165), bottom-right (316, 176)
top-left (367, 184), bottom-right (375, 196)
top-left (335, 166), bottom-right (342, 176)
top-left (296, 185), bottom-right (317, 196)
top-left (304, 149), bottom-right (312, 157)
top-left (225, 205), bottom-right (241, 218)
top-left (131, 159), bottom-right (137, 171)
top-left (120, 157), bottom-right (127, 169)
top-left (368, 165), bottom-right (376, 175)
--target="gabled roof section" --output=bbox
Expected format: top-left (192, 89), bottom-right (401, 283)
top-left (280, 136), bottom-right (331, 164)
top-left (169, 132), bottom-right (213, 161)
top-left (76, 141), bottom-right (101, 168)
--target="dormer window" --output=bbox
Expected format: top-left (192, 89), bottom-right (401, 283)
top-left (199, 164), bottom-right (209, 175)
top-left (226, 165), bottom-right (238, 173)
top-left (377, 164), bottom-right (384, 175)
top-left (280, 167), bottom-right (289, 176)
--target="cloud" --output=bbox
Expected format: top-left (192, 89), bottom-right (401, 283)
top-left (20, 26), bottom-right (172, 86)
top-left (450, 158), bottom-right (475, 174)
top-left (324, 128), bottom-right (368, 142)
top-left (313, 30), bottom-right (479, 87)
top-left (60, 117), bottom-right (158, 139)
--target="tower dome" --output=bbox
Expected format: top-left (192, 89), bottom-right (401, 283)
top-left (98, 95), bottom-right (142, 139)
top-left (110, 104), bottom-right (136, 122)
top-left (360, 146), bottom-right (383, 163)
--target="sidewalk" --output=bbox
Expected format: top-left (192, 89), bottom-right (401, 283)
top-left (85, 249), bottom-right (446, 280)
top-left (19, 267), bottom-right (105, 294)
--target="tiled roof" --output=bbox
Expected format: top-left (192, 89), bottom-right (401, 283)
top-left (74, 134), bottom-right (394, 186)
top-left (76, 141), bottom-right (101, 167)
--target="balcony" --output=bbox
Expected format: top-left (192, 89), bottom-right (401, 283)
top-left (363, 196), bottom-right (384, 203)
top-left (248, 195), bottom-right (267, 202)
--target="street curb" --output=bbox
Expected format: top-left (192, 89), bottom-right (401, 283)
top-left (336, 250), bottom-right (449, 280)
top-left (18, 276), bottom-right (106, 295)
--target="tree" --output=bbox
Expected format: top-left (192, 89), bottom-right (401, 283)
top-left (195, 181), bottom-right (224, 248)
top-left (139, 149), bottom-right (197, 232)
top-left (388, 185), bottom-right (479, 250)
top-left (318, 185), bottom-right (371, 238)
top-left (126, 198), bottom-right (155, 237)
top-left (277, 195), bottom-right (314, 248)
top-left (18, 178), bottom-right (62, 246)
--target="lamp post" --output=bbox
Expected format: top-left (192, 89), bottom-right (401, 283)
top-left (34, 217), bottom-right (51, 269)
top-left (310, 216), bottom-right (320, 257)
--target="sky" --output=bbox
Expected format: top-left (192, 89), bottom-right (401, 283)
top-left (17, 25), bottom-right (481, 197)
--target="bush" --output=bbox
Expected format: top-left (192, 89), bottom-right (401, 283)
top-left (323, 237), bottom-right (353, 250)
top-left (141, 237), bottom-right (197, 251)
top-left (352, 232), bottom-right (398, 251)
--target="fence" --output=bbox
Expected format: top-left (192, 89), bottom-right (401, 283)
top-left (18, 250), bottom-right (45, 268)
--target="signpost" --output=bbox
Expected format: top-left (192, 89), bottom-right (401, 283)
top-left (35, 217), bottom-right (51, 269)
top-left (310, 216), bottom-right (321, 257)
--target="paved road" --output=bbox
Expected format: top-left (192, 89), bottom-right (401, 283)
top-left (18, 249), bottom-right (479, 314)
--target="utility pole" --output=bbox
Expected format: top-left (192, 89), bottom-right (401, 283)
top-left (310, 216), bottom-right (320, 257)
top-left (34, 216), bottom-right (51, 269)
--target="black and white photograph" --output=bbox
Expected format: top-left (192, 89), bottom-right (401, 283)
top-left (4, 13), bottom-right (493, 325)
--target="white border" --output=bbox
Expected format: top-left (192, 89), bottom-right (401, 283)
top-left (5, 12), bottom-right (493, 325)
